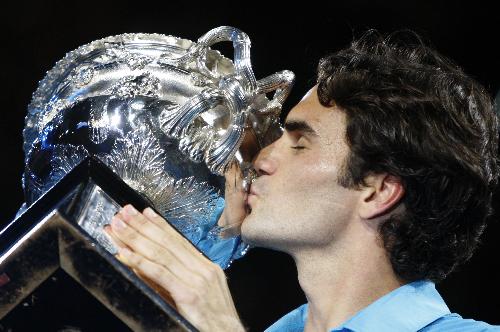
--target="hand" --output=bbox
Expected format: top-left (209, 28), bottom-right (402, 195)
top-left (217, 127), bottom-right (259, 238)
top-left (217, 161), bottom-right (249, 238)
top-left (104, 204), bottom-right (245, 332)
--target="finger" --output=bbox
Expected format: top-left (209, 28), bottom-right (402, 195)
top-left (134, 268), bottom-right (177, 308)
top-left (224, 160), bottom-right (245, 193)
top-left (118, 247), bottom-right (189, 304)
top-left (141, 207), bottom-right (167, 228)
top-left (218, 161), bottom-right (247, 230)
top-left (103, 224), bottom-right (128, 249)
top-left (110, 214), bottom-right (202, 277)
top-left (141, 207), bottom-right (197, 251)
top-left (141, 207), bottom-right (195, 249)
top-left (120, 204), bottom-right (206, 261)
top-left (119, 205), bottom-right (191, 250)
top-left (110, 215), bottom-right (176, 266)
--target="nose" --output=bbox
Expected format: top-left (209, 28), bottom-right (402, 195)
top-left (253, 142), bottom-right (278, 176)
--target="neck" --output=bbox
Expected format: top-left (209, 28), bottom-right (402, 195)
top-left (291, 221), bottom-right (404, 332)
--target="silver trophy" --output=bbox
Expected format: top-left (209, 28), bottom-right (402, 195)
top-left (20, 26), bottom-right (294, 269)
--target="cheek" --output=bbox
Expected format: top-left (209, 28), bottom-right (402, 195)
top-left (278, 154), bottom-right (355, 215)
top-left (293, 155), bottom-right (342, 190)
top-left (265, 161), bottom-right (339, 222)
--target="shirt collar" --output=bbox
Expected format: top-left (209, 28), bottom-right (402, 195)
top-left (332, 280), bottom-right (451, 332)
top-left (265, 303), bottom-right (308, 332)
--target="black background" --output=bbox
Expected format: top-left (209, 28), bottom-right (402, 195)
top-left (1, 1), bottom-right (499, 330)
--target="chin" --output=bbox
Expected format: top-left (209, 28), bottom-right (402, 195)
top-left (240, 214), bottom-right (278, 250)
top-left (240, 215), bottom-right (255, 241)
top-left (240, 214), bottom-right (264, 245)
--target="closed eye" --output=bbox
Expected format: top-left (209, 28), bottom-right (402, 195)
top-left (290, 134), bottom-right (308, 150)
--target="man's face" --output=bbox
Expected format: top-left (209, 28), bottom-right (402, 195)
top-left (240, 86), bottom-right (362, 253)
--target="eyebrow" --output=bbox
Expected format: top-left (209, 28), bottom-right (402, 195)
top-left (284, 120), bottom-right (318, 137)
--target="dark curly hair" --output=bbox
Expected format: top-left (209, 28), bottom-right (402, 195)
top-left (317, 30), bottom-right (499, 282)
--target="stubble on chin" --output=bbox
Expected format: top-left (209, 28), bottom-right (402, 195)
top-left (239, 214), bottom-right (264, 247)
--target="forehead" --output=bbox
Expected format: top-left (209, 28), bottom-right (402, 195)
top-left (285, 87), bottom-right (346, 139)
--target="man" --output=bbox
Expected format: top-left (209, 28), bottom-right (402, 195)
top-left (105, 31), bottom-right (499, 331)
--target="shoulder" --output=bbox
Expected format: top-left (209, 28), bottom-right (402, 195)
top-left (421, 313), bottom-right (500, 331)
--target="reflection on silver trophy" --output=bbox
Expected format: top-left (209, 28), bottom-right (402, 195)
top-left (20, 26), bottom-right (294, 268)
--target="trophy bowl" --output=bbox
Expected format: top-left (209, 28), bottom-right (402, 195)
top-left (19, 26), bottom-right (294, 269)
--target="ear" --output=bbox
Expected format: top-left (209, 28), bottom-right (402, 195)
top-left (358, 173), bottom-right (405, 220)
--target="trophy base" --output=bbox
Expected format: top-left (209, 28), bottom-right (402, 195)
top-left (0, 157), bottom-right (197, 331)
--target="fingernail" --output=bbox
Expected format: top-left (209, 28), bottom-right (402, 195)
top-left (103, 225), bottom-right (114, 237)
top-left (112, 216), bottom-right (127, 230)
top-left (124, 205), bottom-right (138, 216)
top-left (102, 225), bottom-right (112, 238)
top-left (144, 207), bottom-right (158, 218)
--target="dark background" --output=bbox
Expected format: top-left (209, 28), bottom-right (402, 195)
top-left (1, 0), bottom-right (499, 330)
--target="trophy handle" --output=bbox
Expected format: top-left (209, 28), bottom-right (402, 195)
top-left (163, 26), bottom-right (295, 175)
top-left (193, 26), bottom-right (258, 93)
top-left (256, 70), bottom-right (295, 115)
top-left (161, 88), bottom-right (225, 138)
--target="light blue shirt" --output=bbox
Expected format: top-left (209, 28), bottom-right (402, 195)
top-left (265, 280), bottom-right (499, 331)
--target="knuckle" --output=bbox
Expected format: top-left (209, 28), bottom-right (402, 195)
top-left (123, 213), bottom-right (146, 226)
top-left (150, 246), bottom-right (166, 263)
top-left (202, 262), bottom-right (222, 282)
top-left (192, 274), bottom-right (208, 290)
top-left (205, 270), bottom-right (218, 285)
top-left (135, 214), bottom-right (148, 225)
top-left (120, 250), bottom-right (140, 268)
top-left (180, 290), bottom-right (199, 306)
top-left (130, 253), bottom-right (144, 267)
top-left (149, 265), bottom-right (164, 281)
top-left (125, 229), bottom-right (139, 241)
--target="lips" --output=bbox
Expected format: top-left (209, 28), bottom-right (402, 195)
top-left (245, 184), bottom-right (258, 213)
